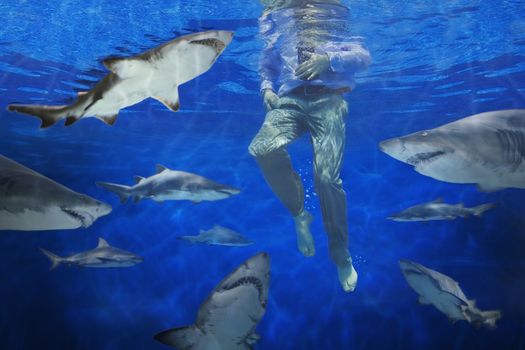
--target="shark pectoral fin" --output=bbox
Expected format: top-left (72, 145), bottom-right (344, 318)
top-left (154, 88), bottom-right (180, 112)
top-left (65, 116), bottom-right (80, 126)
top-left (417, 296), bottom-right (431, 305)
top-left (96, 114), bottom-right (119, 126)
top-left (154, 325), bottom-right (202, 348)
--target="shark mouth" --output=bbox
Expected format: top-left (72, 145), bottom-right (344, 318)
top-left (189, 38), bottom-right (226, 54)
top-left (406, 151), bottom-right (446, 166)
top-left (223, 276), bottom-right (265, 305)
top-left (217, 188), bottom-right (240, 196)
top-left (61, 207), bottom-right (93, 228)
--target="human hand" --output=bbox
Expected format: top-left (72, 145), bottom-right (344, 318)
top-left (295, 53), bottom-right (330, 80)
top-left (263, 89), bottom-right (280, 111)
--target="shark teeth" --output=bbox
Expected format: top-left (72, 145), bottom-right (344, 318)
top-left (189, 38), bottom-right (226, 53)
top-left (407, 151), bottom-right (446, 166)
top-left (224, 276), bottom-right (264, 303)
top-left (61, 207), bottom-right (90, 227)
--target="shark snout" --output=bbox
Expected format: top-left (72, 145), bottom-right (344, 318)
top-left (399, 259), bottom-right (416, 270)
top-left (96, 201), bottom-right (112, 217)
top-left (249, 252), bottom-right (271, 275)
top-left (399, 259), bottom-right (424, 275)
top-left (379, 137), bottom-right (405, 159)
top-left (131, 255), bottom-right (144, 264)
top-left (217, 30), bottom-right (234, 46)
top-left (227, 187), bottom-right (241, 196)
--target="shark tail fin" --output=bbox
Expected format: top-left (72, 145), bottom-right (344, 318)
top-left (40, 248), bottom-right (63, 271)
top-left (96, 182), bottom-right (132, 204)
top-left (472, 203), bottom-right (496, 217)
top-left (478, 309), bottom-right (502, 330)
top-left (154, 325), bottom-right (203, 348)
top-left (7, 104), bottom-right (67, 128)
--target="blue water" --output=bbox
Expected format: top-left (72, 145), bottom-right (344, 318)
top-left (1, 1), bottom-right (525, 349)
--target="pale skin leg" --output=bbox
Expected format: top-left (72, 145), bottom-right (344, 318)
top-left (293, 209), bottom-right (315, 257)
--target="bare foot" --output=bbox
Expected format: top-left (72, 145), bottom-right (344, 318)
top-left (338, 260), bottom-right (358, 292)
top-left (293, 210), bottom-right (315, 257)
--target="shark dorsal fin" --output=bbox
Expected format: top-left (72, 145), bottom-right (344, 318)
top-left (134, 176), bottom-right (145, 184)
top-left (97, 238), bottom-right (110, 248)
top-left (102, 57), bottom-right (134, 78)
top-left (432, 197), bottom-right (443, 203)
top-left (156, 164), bottom-right (169, 173)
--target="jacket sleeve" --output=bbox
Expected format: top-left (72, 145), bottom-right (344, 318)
top-left (258, 16), bottom-right (282, 92)
top-left (259, 46), bottom-right (281, 92)
top-left (322, 42), bottom-right (371, 73)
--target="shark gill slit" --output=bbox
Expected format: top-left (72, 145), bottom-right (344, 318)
top-left (497, 129), bottom-right (525, 169)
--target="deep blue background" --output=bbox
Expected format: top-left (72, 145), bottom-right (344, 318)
top-left (0, 1), bottom-right (524, 349)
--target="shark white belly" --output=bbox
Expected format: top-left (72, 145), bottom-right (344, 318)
top-left (97, 164), bottom-right (240, 204)
top-left (0, 208), bottom-right (82, 231)
top-left (155, 253), bottom-right (270, 349)
top-left (379, 109), bottom-right (525, 192)
top-left (0, 154), bottom-right (111, 231)
top-left (8, 30), bottom-right (234, 128)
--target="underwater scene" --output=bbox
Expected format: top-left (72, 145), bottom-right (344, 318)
top-left (0, 0), bottom-right (524, 349)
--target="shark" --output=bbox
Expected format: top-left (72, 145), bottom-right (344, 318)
top-left (155, 252), bottom-right (270, 349)
top-left (388, 198), bottom-right (495, 222)
top-left (40, 237), bottom-right (143, 270)
top-left (399, 259), bottom-right (502, 329)
top-left (0, 154), bottom-right (111, 231)
top-left (379, 109), bottom-right (525, 192)
top-left (179, 225), bottom-right (254, 247)
top-left (7, 30), bottom-right (234, 128)
top-left (97, 164), bottom-right (240, 204)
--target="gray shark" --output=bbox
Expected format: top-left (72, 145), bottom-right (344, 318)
top-left (155, 252), bottom-right (270, 349)
top-left (97, 164), bottom-right (240, 204)
top-left (179, 225), bottom-right (254, 247)
top-left (399, 259), bottom-right (502, 329)
top-left (379, 109), bottom-right (525, 192)
top-left (388, 198), bottom-right (495, 222)
top-left (40, 237), bottom-right (143, 270)
top-left (8, 30), bottom-right (234, 128)
top-left (0, 154), bottom-right (111, 231)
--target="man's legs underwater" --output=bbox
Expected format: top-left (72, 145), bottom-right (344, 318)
top-left (248, 104), bottom-right (316, 257)
top-left (308, 93), bottom-right (358, 292)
